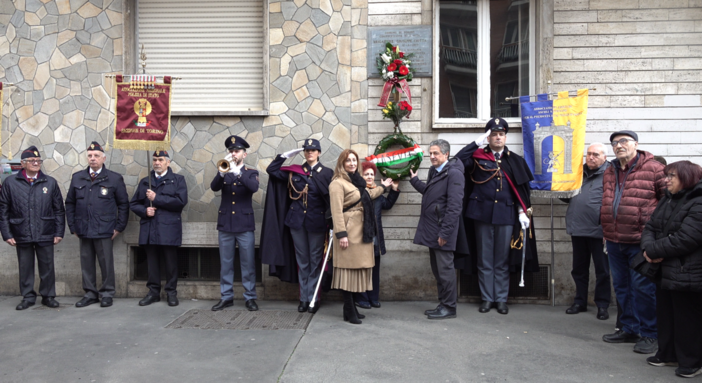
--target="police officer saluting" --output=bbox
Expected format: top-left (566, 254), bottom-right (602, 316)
top-left (211, 135), bottom-right (259, 311)
top-left (65, 142), bottom-right (129, 308)
top-left (130, 151), bottom-right (188, 307)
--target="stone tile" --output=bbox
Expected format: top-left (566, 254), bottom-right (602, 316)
top-left (284, 91), bottom-right (299, 110)
top-left (25, 13), bottom-right (42, 26)
top-left (351, 66), bottom-right (366, 82)
top-left (282, 36), bottom-right (301, 48)
top-left (21, 112), bottom-right (49, 136)
top-left (269, 13), bottom-right (285, 28)
top-left (275, 125), bottom-right (291, 137)
top-left (282, 20), bottom-right (299, 36)
top-left (77, 2), bottom-right (101, 18)
top-left (308, 99), bottom-right (325, 117)
top-left (296, 19), bottom-right (318, 43)
top-left (30, 25), bottom-right (44, 41)
top-left (19, 38), bottom-right (36, 56)
top-left (294, 86), bottom-right (310, 102)
top-left (57, 30), bottom-right (75, 45)
top-left (62, 109), bottom-right (84, 129)
top-left (329, 12), bottom-right (343, 35)
top-left (281, 2), bottom-right (297, 20)
top-left (309, 34), bottom-right (323, 47)
top-left (106, 9), bottom-right (121, 25)
top-left (68, 53), bottom-right (86, 65)
top-left (317, 24), bottom-right (331, 36)
top-left (337, 64), bottom-right (351, 93)
top-left (75, 30), bottom-right (89, 44)
top-left (40, 98), bottom-right (60, 114)
top-left (84, 99), bottom-right (100, 120)
top-left (332, 0), bottom-right (343, 12)
top-left (68, 13), bottom-right (84, 30)
top-left (96, 107), bottom-right (111, 132)
top-left (306, 43), bottom-right (327, 66)
top-left (337, 36), bottom-right (350, 65)
top-left (317, 72), bottom-right (336, 93)
top-left (100, 39), bottom-right (113, 62)
top-left (279, 114), bottom-right (296, 128)
top-left (270, 28), bottom-right (284, 45)
top-left (305, 64), bottom-right (323, 81)
top-left (270, 1), bottom-right (281, 12)
top-left (50, 49), bottom-right (71, 70)
top-left (351, 48), bottom-right (366, 66)
top-left (292, 5), bottom-right (312, 23)
top-left (280, 54), bottom-right (292, 76)
top-left (292, 70), bottom-right (309, 90)
top-left (291, 124), bottom-right (312, 140)
top-left (96, 11), bottom-right (110, 29)
top-left (19, 56), bottom-right (38, 79)
top-left (56, 0), bottom-right (71, 14)
top-left (272, 75), bottom-right (292, 93)
top-left (59, 37), bottom-right (81, 58)
top-left (86, 57), bottom-right (110, 72)
top-left (80, 44), bottom-right (101, 58)
top-left (288, 42), bottom-right (306, 56)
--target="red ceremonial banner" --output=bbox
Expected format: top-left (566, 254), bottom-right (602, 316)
top-left (112, 75), bottom-right (172, 150)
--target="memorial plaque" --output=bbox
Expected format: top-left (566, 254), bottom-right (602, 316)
top-left (367, 26), bottom-right (433, 78)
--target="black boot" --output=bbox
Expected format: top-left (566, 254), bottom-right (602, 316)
top-left (352, 295), bottom-right (366, 319)
top-left (342, 291), bottom-right (362, 324)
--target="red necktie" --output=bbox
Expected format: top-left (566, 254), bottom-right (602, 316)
top-left (91, 172), bottom-right (97, 181)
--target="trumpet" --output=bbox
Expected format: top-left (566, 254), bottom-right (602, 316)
top-left (217, 153), bottom-right (235, 173)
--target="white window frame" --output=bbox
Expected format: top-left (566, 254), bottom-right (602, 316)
top-left (433, 0), bottom-right (535, 128)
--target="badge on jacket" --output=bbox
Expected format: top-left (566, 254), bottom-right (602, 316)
top-left (101, 187), bottom-right (108, 195)
top-left (42, 187), bottom-right (47, 194)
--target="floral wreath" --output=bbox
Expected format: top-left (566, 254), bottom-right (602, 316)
top-left (376, 43), bottom-right (414, 109)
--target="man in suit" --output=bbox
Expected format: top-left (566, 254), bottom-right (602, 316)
top-left (130, 150), bottom-right (188, 307)
top-left (0, 146), bottom-right (65, 310)
top-left (210, 135), bottom-right (260, 311)
top-left (66, 141), bottom-right (129, 308)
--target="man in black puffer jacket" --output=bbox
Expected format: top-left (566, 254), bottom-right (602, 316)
top-left (0, 146), bottom-right (66, 310)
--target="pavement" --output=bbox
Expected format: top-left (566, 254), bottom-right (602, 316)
top-left (0, 296), bottom-right (680, 383)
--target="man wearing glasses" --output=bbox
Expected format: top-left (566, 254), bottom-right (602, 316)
top-left (600, 130), bottom-right (666, 354)
top-left (0, 146), bottom-right (65, 310)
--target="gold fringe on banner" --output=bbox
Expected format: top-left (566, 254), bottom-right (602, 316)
top-left (0, 86), bottom-right (4, 158)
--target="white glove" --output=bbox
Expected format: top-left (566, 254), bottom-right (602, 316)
top-left (282, 148), bottom-right (304, 159)
top-left (519, 212), bottom-right (530, 229)
top-left (219, 171), bottom-right (226, 177)
top-left (475, 130), bottom-right (491, 147)
top-left (231, 162), bottom-right (243, 176)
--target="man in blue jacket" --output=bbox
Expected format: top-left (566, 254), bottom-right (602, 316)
top-left (66, 142), bottom-right (129, 308)
top-left (130, 151), bottom-right (188, 307)
top-left (210, 135), bottom-right (259, 311)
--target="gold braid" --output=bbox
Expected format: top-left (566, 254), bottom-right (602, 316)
top-left (288, 172), bottom-right (308, 208)
top-left (470, 159), bottom-right (503, 190)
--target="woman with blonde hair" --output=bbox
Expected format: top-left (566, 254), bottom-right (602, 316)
top-left (329, 149), bottom-right (392, 324)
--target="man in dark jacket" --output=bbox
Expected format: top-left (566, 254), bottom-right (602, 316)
top-left (210, 135), bottom-right (259, 312)
top-left (410, 139), bottom-right (465, 320)
top-left (65, 142), bottom-right (129, 308)
top-left (0, 146), bottom-right (65, 310)
top-left (455, 118), bottom-right (535, 315)
top-left (130, 151), bottom-right (188, 307)
top-left (600, 130), bottom-right (666, 354)
top-left (562, 143), bottom-right (611, 320)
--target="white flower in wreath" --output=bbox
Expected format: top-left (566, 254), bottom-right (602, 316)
top-left (387, 71), bottom-right (394, 78)
top-left (381, 53), bottom-right (391, 64)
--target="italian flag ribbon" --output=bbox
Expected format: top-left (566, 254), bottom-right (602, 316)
top-left (365, 144), bottom-right (423, 167)
top-left (378, 78), bottom-right (412, 116)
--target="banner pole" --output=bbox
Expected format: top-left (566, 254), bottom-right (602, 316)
top-left (140, 45), bottom-right (153, 206)
top-left (547, 80), bottom-right (556, 307)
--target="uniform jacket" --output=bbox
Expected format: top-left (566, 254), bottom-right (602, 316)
top-left (65, 166), bottom-right (129, 239)
top-left (129, 168), bottom-right (188, 246)
top-left (641, 182), bottom-right (702, 292)
top-left (373, 189), bottom-right (400, 256)
top-left (410, 157), bottom-right (465, 251)
top-left (329, 176), bottom-right (386, 269)
top-left (0, 171), bottom-right (65, 244)
top-left (601, 150), bottom-right (666, 244)
top-left (563, 161), bottom-right (610, 238)
top-left (266, 155), bottom-right (333, 233)
top-left (211, 167), bottom-right (259, 233)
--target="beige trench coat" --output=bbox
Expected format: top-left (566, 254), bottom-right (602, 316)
top-left (329, 177), bottom-right (385, 269)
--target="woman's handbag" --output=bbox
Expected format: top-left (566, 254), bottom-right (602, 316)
top-left (630, 251), bottom-right (660, 281)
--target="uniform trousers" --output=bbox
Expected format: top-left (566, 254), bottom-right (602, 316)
top-left (289, 227), bottom-right (326, 303)
top-left (144, 245), bottom-right (178, 297)
top-left (79, 237), bottom-right (115, 299)
top-left (429, 248), bottom-right (457, 309)
top-left (570, 236), bottom-right (611, 308)
top-left (16, 242), bottom-right (55, 302)
top-left (218, 230), bottom-right (257, 301)
top-left (655, 288), bottom-right (702, 368)
top-left (474, 221), bottom-right (512, 303)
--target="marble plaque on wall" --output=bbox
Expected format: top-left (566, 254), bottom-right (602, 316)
top-left (367, 26), bottom-right (433, 78)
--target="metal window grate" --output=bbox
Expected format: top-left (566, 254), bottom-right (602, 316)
top-left (460, 265), bottom-right (550, 299)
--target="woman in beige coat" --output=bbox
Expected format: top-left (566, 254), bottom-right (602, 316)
top-left (329, 149), bottom-right (392, 324)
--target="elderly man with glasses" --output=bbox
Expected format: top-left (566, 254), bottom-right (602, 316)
top-left (0, 146), bottom-right (65, 310)
top-left (600, 130), bottom-right (667, 354)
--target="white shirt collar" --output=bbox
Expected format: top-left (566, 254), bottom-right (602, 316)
top-left (90, 167), bottom-right (103, 175)
top-left (155, 169), bottom-right (168, 178)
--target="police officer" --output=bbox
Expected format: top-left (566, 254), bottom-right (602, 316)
top-left (65, 142), bottom-right (129, 308)
top-left (0, 146), bottom-right (65, 310)
top-left (266, 139), bottom-right (333, 313)
top-left (456, 118), bottom-right (535, 315)
top-left (130, 151), bottom-right (188, 307)
top-left (210, 135), bottom-right (259, 311)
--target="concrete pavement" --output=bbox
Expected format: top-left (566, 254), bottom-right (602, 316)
top-left (0, 297), bottom-right (678, 382)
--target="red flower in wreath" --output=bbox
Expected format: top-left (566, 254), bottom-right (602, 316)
top-left (399, 101), bottom-right (412, 111)
top-left (392, 46), bottom-right (398, 53)
top-left (399, 52), bottom-right (404, 58)
top-left (387, 63), bottom-right (397, 72)
top-left (399, 65), bottom-right (409, 76)
top-left (393, 59), bottom-right (403, 65)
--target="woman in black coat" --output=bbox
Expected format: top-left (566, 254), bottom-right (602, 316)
top-left (353, 161), bottom-right (400, 309)
top-left (641, 160), bottom-right (702, 378)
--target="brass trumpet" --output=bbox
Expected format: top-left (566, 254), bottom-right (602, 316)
top-left (217, 153), bottom-right (235, 173)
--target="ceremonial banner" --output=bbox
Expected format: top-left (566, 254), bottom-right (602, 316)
top-left (521, 89), bottom-right (589, 198)
top-left (0, 82), bottom-right (3, 158)
top-left (112, 75), bottom-right (172, 150)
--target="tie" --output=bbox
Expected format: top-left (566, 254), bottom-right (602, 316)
top-left (91, 172), bottom-right (97, 181)
top-left (29, 178), bottom-right (34, 185)
top-left (494, 152), bottom-right (500, 161)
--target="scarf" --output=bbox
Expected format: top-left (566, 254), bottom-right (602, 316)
top-left (349, 171), bottom-right (377, 243)
top-left (366, 182), bottom-right (376, 189)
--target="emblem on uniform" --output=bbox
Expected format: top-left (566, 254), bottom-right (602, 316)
top-left (316, 167), bottom-right (321, 173)
top-left (34, 151), bottom-right (39, 156)
top-left (101, 187), bottom-right (108, 195)
top-left (90, 144), bottom-right (95, 149)
top-left (42, 187), bottom-right (47, 194)
top-left (307, 139), bottom-right (312, 145)
top-left (494, 118), bottom-right (499, 124)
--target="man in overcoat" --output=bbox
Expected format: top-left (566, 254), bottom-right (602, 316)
top-left (410, 139), bottom-right (465, 320)
top-left (0, 146), bottom-right (65, 310)
top-left (66, 141), bottom-right (129, 308)
top-left (455, 118), bottom-right (535, 315)
top-left (210, 135), bottom-right (259, 311)
top-left (130, 151), bottom-right (188, 307)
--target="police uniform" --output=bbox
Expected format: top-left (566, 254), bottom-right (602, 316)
top-left (266, 139), bottom-right (333, 312)
top-left (65, 142), bottom-right (129, 308)
top-left (210, 135), bottom-right (259, 311)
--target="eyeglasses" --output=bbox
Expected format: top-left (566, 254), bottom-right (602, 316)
top-left (586, 152), bottom-right (601, 158)
top-left (666, 173), bottom-right (677, 180)
top-left (22, 159), bottom-right (42, 164)
top-left (611, 138), bottom-right (636, 147)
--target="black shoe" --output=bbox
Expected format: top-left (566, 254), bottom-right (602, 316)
top-left (496, 302), bottom-right (508, 315)
top-left (41, 297), bottom-right (59, 308)
top-left (75, 297), bottom-right (99, 308)
top-left (425, 304), bottom-right (442, 315)
top-left (100, 297), bottom-right (113, 307)
top-left (597, 307), bottom-right (609, 320)
top-left (354, 305), bottom-right (366, 319)
top-left (370, 301), bottom-right (381, 308)
top-left (16, 300), bottom-right (34, 310)
top-left (565, 303), bottom-right (587, 314)
top-left (479, 301), bottom-right (492, 313)
top-left (602, 329), bottom-right (640, 343)
top-left (167, 295), bottom-right (179, 307)
top-left (646, 356), bottom-right (678, 367)
top-left (308, 302), bottom-right (320, 314)
top-left (427, 306), bottom-right (456, 320)
top-left (139, 294), bottom-right (160, 306)
top-left (342, 291), bottom-right (361, 324)
top-left (298, 301), bottom-right (309, 313)
top-left (633, 336), bottom-right (658, 354)
top-left (245, 299), bottom-right (259, 311)
top-left (355, 301), bottom-right (371, 309)
top-left (212, 299), bottom-right (234, 311)
top-left (676, 367), bottom-right (702, 378)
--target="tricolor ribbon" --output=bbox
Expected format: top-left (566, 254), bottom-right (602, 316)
top-left (365, 144), bottom-right (423, 167)
top-left (378, 78), bottom-right (412, 116)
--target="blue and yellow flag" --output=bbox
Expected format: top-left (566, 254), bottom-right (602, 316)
top-left (521, 89), bottom-right (588, 198)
